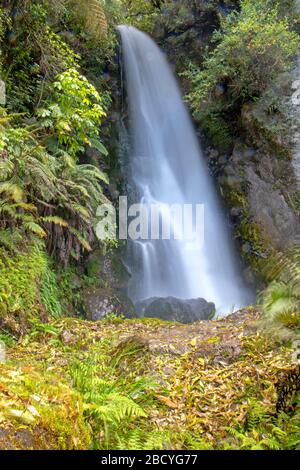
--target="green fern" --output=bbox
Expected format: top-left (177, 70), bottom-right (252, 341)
top-left (260, 246), bottom-right (300, 335)
top-left (0, 106), bottom-right (109, 264)
top-left (70, 357), bottom-right (151, 449)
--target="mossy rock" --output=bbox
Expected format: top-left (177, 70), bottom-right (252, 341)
top-left (83, 286), bottom-right (135, 321)
top-left (85, 247), bottom-right (130, 291)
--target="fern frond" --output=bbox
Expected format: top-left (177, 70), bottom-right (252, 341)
top-left (23, 221), bottom-right (47, 238)
top-left (69, 226), bottom-right (92, 251)
top-left (0, 182), bottom-right (24, 202)
top-left (41, 216), bottom-right (69, 227)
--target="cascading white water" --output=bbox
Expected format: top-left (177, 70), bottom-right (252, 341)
top-left (118, 25), bottom-right (253, 313)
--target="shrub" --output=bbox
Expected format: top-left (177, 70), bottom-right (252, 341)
top-left (186, 0), bottom-right (298, 105)
top-left (37, 68), bottom-right (107, 157)
top-left (184, 0), bottom-right (298, 148)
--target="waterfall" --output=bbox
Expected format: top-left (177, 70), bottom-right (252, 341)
top-left (291, 54), bottom-right (300, 188)
top-left (118, 25), bottom-right (253, 314)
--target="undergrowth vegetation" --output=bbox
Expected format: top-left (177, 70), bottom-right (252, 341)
top-left (1, 313), bottom-right (300, 450)
top-left (259, 247), bottom-right (300, 339)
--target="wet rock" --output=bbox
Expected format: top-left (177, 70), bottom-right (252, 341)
top-left (83, 287), bottom-right (135, 321)
top-left (85, 248), bottom-right (130, 291)
top-left (135, 296), bottom-right (215, 324)
top-left (246, 167), bottom-right (299, 250)
top-left (243, 148), bottom-right (256, 159)
top-left (209, 149), bottom-right (219, 159)
top-left (218, 155), bottom-right (228, 165)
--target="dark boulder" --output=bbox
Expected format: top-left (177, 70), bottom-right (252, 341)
top-left (135, 296), bottom-right (215, 324)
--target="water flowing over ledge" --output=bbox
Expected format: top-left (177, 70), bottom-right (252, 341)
top-left (118, 25), bottom-right (253, 314)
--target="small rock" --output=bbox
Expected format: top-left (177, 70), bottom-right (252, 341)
top-left (60, 330), bottom-right (74, 345)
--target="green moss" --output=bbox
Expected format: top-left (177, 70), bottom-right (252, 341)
top-left (223, 182), bottom-right (273, 279)
top-left (40, 266), bottom-right (62, 319)
top-left (224, 184), bottom-right (248, 210)
top-left (0, 360), bottom-right (91, 450)
top-left (0, 244), bottom-right (62, 332)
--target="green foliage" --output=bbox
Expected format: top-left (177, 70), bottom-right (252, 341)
top-left (120, 0), bottom-right (162, 33)
top-left (225, 395), bottom-right (300, 450)
top-left (259, 247), bottom-right (300, 337)
top-left (70, 356), bottom-right (149, 449)
top-left (38, 68), bottom-right (107, 157)
top-left (0, 1), bottom-right (113, 265)
top-left (0, 7), bottom-right (6, 72)
top-left (40, 267), bottom-right (62, 319)
top-left (0, 102), bottom-right (109, 265)
top-left (184, 0), bottom-right (298, 148)
top-left (62, 0), bottom-right (122, 81)
top-left (69, 349), bottom-right (213, 450)
top-left (195, 98), bottom-right (233, 150)
top-left (0, 244), bottom-right (60, 327)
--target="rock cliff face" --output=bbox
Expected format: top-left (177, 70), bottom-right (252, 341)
top-left (214, 68), bottom-right (300, 271)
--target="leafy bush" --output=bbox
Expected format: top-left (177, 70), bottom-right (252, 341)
top-left (184, 0), bottom-right (298, 148)
top-left (40, 267), bottom-right (62, 319)
top-left (38, 68), bottom-right (107, 157)
top-left (186, 0), bottom-right (298, 104)
top-left (1, 1), bottom-right (79, 112)
top-left (259, 247), bottom-right (300, 337)
top-left (0, 71), bottom-right (109, 264)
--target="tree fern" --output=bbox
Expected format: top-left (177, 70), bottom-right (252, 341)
top-left (71, 0), bottom-right (108, 39)
top-left (0, 103), bottom-right (109, 263)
